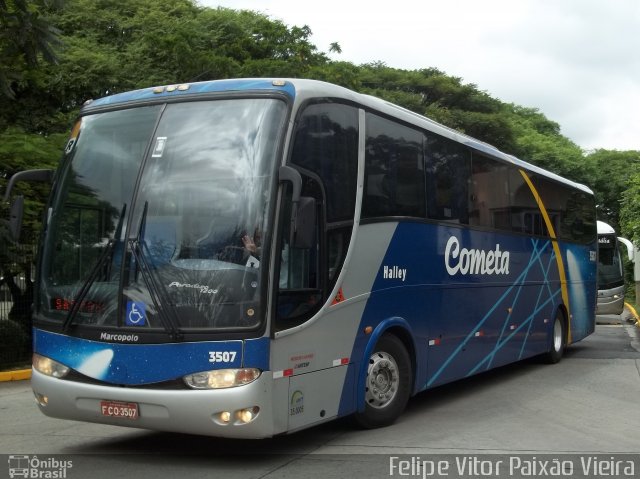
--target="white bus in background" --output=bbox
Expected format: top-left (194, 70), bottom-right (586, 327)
top-left (596, 221), bottom-right (631, 315)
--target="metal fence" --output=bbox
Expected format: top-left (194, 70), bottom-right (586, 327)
top-left (1, 242), bottom-right (36, 370)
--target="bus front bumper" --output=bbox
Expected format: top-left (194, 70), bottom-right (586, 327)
top-left (31, 369), bottom-right (280, 439)
top-left (596, 293), bottom-right (624, 316)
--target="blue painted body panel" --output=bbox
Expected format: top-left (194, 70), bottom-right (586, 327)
top-left (351, 222), bottom-right (596, 399)
top-left (88, 79), bottom-right (296, 109)
top-left (34, 329), bottom-right (270, 385)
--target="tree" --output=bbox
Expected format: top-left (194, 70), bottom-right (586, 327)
top-left (6, 0), bottom-right (637, 367)
top-left (0, 127), bottom-right (66, 237)
top-left (620, 172), bottom-right (640, 244)
top-left (328, 42), bottom-right (342, 54)
top-left (2, 0), bottom-right (633, 243)
top-left (502, 103), bottom-right (592, 188)
top-left (0, 0), bottom-right (63, 98)
top-left (586, 149), bottom-right (640, 227)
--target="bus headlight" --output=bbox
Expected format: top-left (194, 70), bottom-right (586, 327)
top-left (183, 368), bottom-right (261, 389)
top-left (32, 353), bottom-right (70, 379)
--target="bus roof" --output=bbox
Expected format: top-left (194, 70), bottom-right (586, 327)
top-left (597, 221), bottom-right (616, 235)
top-left (82, 78), bottom-right (593, 195)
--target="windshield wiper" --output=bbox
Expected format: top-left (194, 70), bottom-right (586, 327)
top-left (63, 204), bottom-right (127, 332)
top-left (128, 201), bottom-right (183, 341)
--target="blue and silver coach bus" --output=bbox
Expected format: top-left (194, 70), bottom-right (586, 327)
top-left (7, 79), bottom-right (597, 437)
top-left (596, 221), bottom-right (626, 315)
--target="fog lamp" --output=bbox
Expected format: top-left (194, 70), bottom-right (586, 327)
top-left (237, 407), bottom-right (260, 424)
top-left (34, 392), bottom-right (49, 407)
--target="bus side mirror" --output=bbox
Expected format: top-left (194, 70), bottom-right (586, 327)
top-left (292, 196), bottom-right (316, 249)
top-left (617, 236), bottom-right (634, 262)
top-left (2, 168), bottom-right (54, 242)
top-left (8, 195), bottom-right (24, 242)
top-left (2, 168), bottom-right (54, 202)
top-left (279, 166), bottom-right (316, 249)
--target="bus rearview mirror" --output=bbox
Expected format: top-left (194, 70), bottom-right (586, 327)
top-left (2, 168), bottom-right (54, 202)
top-left (9, 195), bottom-right (24, 242)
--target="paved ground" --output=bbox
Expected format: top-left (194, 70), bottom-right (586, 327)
top-left (1, 319), bottom-right (639, 478)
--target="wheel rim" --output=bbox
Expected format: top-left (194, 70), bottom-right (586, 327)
top-left (553, 317), bottom-right (563, 352)
top-left (365, 350), bottom-right (399, 409)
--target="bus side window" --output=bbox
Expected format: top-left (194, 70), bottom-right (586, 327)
top-left (469, 153), bottom-right (510, 230)
top-left (509, 169), bottom-right (545, 236)
top-left (362, 113), bottom-right (425, 219)
top-left (327, 226), bottom-right (350, 285)
top-left (425, 133), bottom-right (470, 224)
top-left (275, 102), bottom-right (358, 331)
top-left (275, 180), bottom-right (322, 328)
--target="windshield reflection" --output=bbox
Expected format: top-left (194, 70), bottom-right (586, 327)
top-left (39, 98), bottom-right (287, 333)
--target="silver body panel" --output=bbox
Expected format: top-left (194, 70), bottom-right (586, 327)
top-left (596, 285), bottom-right (625, 316)
top-left (32, 369), bottom-right (279, 438)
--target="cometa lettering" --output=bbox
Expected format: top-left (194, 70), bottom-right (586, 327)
top-left (445, 236), bottom-right (510, 276)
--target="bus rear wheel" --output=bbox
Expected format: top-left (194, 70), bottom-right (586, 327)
top-left (543, 311), bottom-right (566, 364)
top-left (355, 334), bottom-right (412, 429)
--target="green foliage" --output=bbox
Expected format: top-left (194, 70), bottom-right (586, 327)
top-left (354, 64), bottom-right (521, 152)
top-left (620, 172), bottom-right (640, 245)
top-left (505, 104), bottom-right (588, 183)
top-left (0, 0), bottom-right (63, 98)
top-left (0, 319), bottom-right (30, 366)
top-left (0, 0), bottom-right (639, 350)
top-left (0, 0), bottom-right (638, 247)
top-left (0, 127), bottom-right (67, 238)
top-left (309, 61), bottom-right (362, 90)
top-left (586, 150), bottom-right (640, 227)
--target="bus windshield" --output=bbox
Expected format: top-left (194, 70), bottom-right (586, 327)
top-left (38, 98), bottom-right (287, 333)
top-left (597, 233), bottom-right (624, 290)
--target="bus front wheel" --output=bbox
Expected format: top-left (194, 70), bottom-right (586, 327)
top-left (355, 334), bottom-right (412, 429)
top-left (543, 311), bottom-right (566, 364)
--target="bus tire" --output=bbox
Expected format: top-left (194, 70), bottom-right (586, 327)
top-left (543, 311), bottom-right (566, 364)
top-left (354, 334), bottom-right (412, 429)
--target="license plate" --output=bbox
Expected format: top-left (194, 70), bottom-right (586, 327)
top-left (100, 400), bottom-right (139, 420)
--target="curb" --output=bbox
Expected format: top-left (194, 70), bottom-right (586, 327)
top-left (0, 369), bottom-right (31, 382)
top-left (623, 302), bottom-right (640, 329)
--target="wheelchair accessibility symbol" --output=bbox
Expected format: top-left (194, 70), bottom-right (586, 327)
top-left (126, 301), bottom-right (146, 326)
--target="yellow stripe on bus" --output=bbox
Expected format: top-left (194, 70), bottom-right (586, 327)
top-left (519, 170), bottom-right (572, 343)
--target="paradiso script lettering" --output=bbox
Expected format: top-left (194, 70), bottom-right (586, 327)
top-left (445, 236), bottom-right (510, 276)
top-left (168, 282), bottom-right (217, 294)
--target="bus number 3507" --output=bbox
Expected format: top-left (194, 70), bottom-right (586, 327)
top-left (209, 351), bottom-right (237, 363)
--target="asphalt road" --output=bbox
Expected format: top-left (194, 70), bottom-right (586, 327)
top-left (1, 319), bottom-right (639, 479)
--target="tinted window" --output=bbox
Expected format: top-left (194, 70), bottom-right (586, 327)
top-left (469, 153), bottom-right (510, 230)
top-left (566, 190), bottom-right (596, 242)
top-left (363, 114), bottom-right (425, 218)
top-left (553, 185), bottom-right (596, 243)
top-left (291, 103), bottom-right (358, 222)
top-left (327, 226), bottom-right (351, 287)
top-left (279, 102), bottom-right (358, 330)
top-left (515, 173), bottom-right (596, 243)
top-left (509, 169), bottom-right (553, 236)
top-left (425, 133), bottom-right (470, 224)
